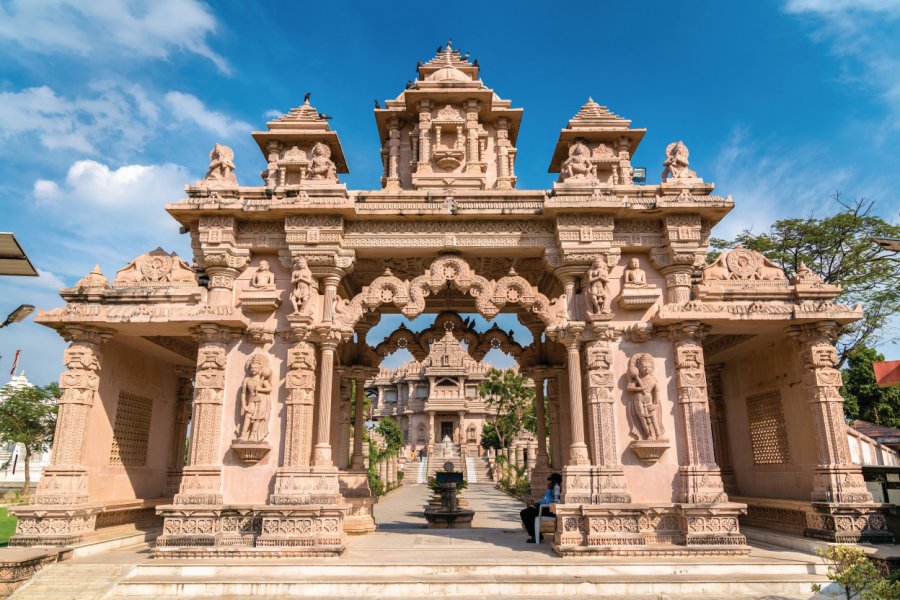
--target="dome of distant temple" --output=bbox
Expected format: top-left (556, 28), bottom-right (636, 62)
top-left (428, 66), bottom-right (470, 82)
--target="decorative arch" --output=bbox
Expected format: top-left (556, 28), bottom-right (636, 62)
top-left (334, 254), bottom-right (566, 333)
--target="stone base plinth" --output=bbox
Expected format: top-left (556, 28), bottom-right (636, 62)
top-left (239, 289), bottom-right (281, 313)
top-left (154, 503), bottom-right (349, 558)
top-left (424, 508), bottom-right (474, 528)
top-left (551, 502), bottom-right (750, 557)
top-left (230, 440), bottom-right (271, 464)
top-left (805, 502), bottom-right (894, 544)
top-left (8, 503), bottom-right (104, 547)
top-left (617, 286), bottom-right (662, 310)
top-left (0, 548), bottom-right (59, 596)
top-left (343, 497), bottom-right (377, 534)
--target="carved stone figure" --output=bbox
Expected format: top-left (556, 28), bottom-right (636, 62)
top-left (586, 257), bottom-right (611, 315)
top-left (559, 141), bottom-right (597, 183)
top-left (626, 353), bottom-right (663, 440)
top-left (250, 260), bottom-right (276, 290)
top-left (623, 258), bottom-right (648, 288)
top-left (702, 248), bottom-right (786, 282)
top-left (238, 354), bottom-right (273, 443)
top-left (308, 142), bottom-right (337, 182)
top-left (661, 141), bottom-right (697, 182)
top-left (792, 261), bottom-right (824, 285)
top-left (114, 248), bottom-right (197, 286)
top-left (289, 257), bottom-right (316, 316)
top-left (203, 144), bottom-right (238, 185)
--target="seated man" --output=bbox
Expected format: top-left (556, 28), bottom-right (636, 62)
top-left (520, 472), bottom-right (562, 543)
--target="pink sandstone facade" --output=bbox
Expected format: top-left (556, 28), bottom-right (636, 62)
top-left (9, 44), bottom-right (893, 557)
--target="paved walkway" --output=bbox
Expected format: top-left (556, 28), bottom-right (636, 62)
top-left (374, 482), bottom-right (525, 530)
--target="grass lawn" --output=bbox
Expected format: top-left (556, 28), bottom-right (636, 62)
top-left (0, 507), bottom-right (18, 545)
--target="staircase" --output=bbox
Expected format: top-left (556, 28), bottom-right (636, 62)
top-left (415, 459), bottom-right (427, 484)
top-left (464, 456), bottom-right (477, 483)
top-left (475, 455), bottom-right (493, 481)
top-left (10, 563), bottom-right (134, 599)
top-left (425, 444), bottom-right (463, 480)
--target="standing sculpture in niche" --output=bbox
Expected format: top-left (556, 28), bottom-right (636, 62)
top-left (586, 257), bottom-right (612, 317)
top-left (290, 257), bottom-right (316, 317)
top-left (559, 141), bottom-right (597, 183)
top-left (203, 144), bottom-right (238, 185)
top-left (238, 354), bottom-right (273, 443)
top-left (250, 260), bottom-right (276, 290)
top-left (661, 141), bottom-right (697, 183)
top-left (625, 352), bottom-right (669, 463)
top-left (308, 142), bottom-right (337, 182)
top-left (627, 353), bottom-right (663, 440)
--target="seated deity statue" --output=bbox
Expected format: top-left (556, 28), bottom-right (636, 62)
top-left (626, 353), bottom-right (663, 441)
top-left (587, 256), bottom-right (611, 314)
top-left (661, 141), bottom-right (698, 182)
top-left (559, 141), bottom-right (597, 183)
top-left (623, 258), bottom-right (649, 288)
top-left (308, 142), bottom-right (337, 181)
top-left (203, 144), bottom-right (238, 185)
top-left (238, 354), bottom-right (273, 443)
top-left (250, 260), bottom-right (276, 291)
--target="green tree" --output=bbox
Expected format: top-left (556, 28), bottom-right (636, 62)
top-left (711, 196), bottom-right (900, 367)
top-left (0, 382), bottom-right (60, 494)
top-left (477, 368), bottom-right (534, 450)
top-left (811, 545), bottom-right (900, 600)
top-left (841, 345), bottom-right (900, 429)
top-left (376, 417), bottom-right (403, 455)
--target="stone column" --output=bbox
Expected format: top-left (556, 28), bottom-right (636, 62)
top-left (386, 118), bottom-right (401, 190)
top-left (547, 377), bottom-right (561, 469)
top-left (313, 335), bottom-right (340, 467)
top-left (427, 411), bottom-right (436, 454)
top-left (465, 99), bottom-right (480, 174)
top-left (417, 101), bottom-right (432, 173)
top-left (457, 410), bottom-right (465, 445)
top-left (560, 325), bottom-right (590, 466)
top-left (351, 375), bottom-right (367, 469)
top-left (515, 443), bottom-right (524, 468)
top-left (790, 323), bottom-right (892, 543)
top-left (533, 373), bottom-right (549, 468)
top-left (281, 339), bottom-right (317, 470)
top-left (203, 251), bottom-right (248, 308)
top-left (584, 330), bottom-right (631, 502)
top-left (11, 326), bottom-right (114, 546)
top-left (335, 374), bottom-right (351, 469)
top-left (659, 214), bottom-right (703, 305)
top-left (668, 322), bottom-right (727, 504)
top-left (166, 368), bottom-right (194, 495)
top-left (496, 117), bottom-right (512, 189)
top-left (319, 271), bottom-right (343, 323)
top-left (705, 364), bottom-right (737, 494)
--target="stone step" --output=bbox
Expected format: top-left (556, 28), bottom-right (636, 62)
top-left (9, 563), bottom-right (134, 600)
top-left (112, 572), bottom-right (831, 597)
top-left (129, 560), bottom-right (828, 578)
top-left (108, 595), bottom-right (830, 600)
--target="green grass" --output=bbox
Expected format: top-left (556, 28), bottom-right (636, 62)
top-left (0, 507), bottom-right (18, 545)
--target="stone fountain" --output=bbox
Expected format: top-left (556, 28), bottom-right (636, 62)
top-left (424, 462), bottom-right (474, 529)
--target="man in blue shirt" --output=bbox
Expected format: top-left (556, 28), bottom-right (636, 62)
top-left (520, 472), bottom-right (562, 543)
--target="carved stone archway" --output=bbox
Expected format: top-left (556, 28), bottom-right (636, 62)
top-left (334, 254), bottom-right (565, 333)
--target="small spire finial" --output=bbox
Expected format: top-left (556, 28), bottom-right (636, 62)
top-left (447, 38), bottom-right (453, 50)
top-left (588, 96), bottom-right (593, 103)
top-left (303, 92), bottom-right (311, 104)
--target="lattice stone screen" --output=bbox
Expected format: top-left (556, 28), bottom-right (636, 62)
top-left (109, 391), bottom-right (154, 466)
top-left (746, 390), bottom-right (791, 465)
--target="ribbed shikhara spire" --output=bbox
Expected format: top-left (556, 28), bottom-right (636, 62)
top-left (422, 39), bottom-right (473, 69)
top-left (273, 97), bottom-right (329, 125)
top-left (567, 97), bottom-right (632, 129)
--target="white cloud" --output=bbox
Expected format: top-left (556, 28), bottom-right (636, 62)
top-left (0, 83), bottom-right (157, 155)
top-left (35, 159), bottom-right (190, 212)
top-left (710, 126), bottom-right (856, 239)
top-left (783, 0), bottom-right (900, 130)
top-left (263, 109), bottom-right (283, 119)
top-left (165, 92), bottom-right (252, 138)
top-left (0, 0), bottom-right (230, 74)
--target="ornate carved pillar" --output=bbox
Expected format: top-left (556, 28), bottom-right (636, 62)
top-left (197, 216), bottom-right (249, 308)
top-left (533, 372), bottom-right (550, 469)
top-left (496, 117), bottom-right (512, 189)
top-left (465, 99), bottom-right (480, 175)
top-left (428, 411), bottom-right (436, 454)
top-left (386, 118), bottom-right (401, 190)
top-left (584, 328), bottom-right (631, 503)
top-left (11, 326), bottom-right (114, 546)
top-left (281, 339), bottom-right (317, 469)
top-left (667, 322), bottom-right (727, 504)
top-left (417, 100), bottom-right (432, 173)
top-left (351, 374), bottom-right (367, 470)
top-left (789, 322), bottom-right (892, 543)
top-left (547, 376), bottom-right (562, 469)
top-left (658, 214), bottom-right (704, 305)
top-left (319, 271), bottom-right (343, 323)
top-left (313, 334), bottom-right (340, 467)
top-left (705, 364), bottom-right (737, 494)
top-left (334, 373), bottom-right (351, 469)
top-left (174, 324), bottom-right (234, 505)
top-left (166, 368), bottom-right (194, 495)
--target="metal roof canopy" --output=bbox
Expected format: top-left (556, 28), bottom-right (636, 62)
top-left (0, 233), bottom-right (38, 276)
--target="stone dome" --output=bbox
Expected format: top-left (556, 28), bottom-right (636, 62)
top-left (428, 66), bottom-right (469, 82)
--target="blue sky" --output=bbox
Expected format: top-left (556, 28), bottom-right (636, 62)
top-left (1, 0), bottom-right (899, 385)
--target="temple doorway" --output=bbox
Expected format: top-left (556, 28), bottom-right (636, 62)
top-left (440, 421), bottom-right (453, 440)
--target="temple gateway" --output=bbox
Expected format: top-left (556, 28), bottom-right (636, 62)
top-left (11, 44), bottom-right (892, 558)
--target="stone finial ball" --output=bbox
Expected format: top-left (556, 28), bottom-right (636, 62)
top-left (443, 461), bottom-right (454, 472)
